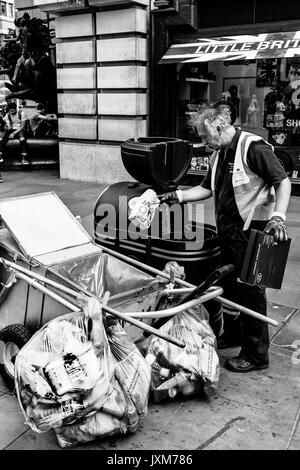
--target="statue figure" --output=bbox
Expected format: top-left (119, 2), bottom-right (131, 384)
top-left (0, 13), bottom-right (57, 113)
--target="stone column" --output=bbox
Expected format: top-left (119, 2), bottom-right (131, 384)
top-left (53, 1), bottom-right (149, 183)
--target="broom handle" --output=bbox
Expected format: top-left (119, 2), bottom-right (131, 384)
top-left (98, 245), bottom-right (278, 327)
top-left (7, 264), bottom-right (185, 348)
top-left (0, 257), bottom-right (80, 297)
top-left (0, 258), bottom-right (221, 320)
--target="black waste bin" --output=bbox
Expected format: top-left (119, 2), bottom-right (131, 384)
top-left (94, 181), bottom-right (220, 286)
top-left (94, 137), bottom-right (220, 285)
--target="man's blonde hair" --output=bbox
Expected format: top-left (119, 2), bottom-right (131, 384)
top-left (188, 104), bottom-right (232, 138)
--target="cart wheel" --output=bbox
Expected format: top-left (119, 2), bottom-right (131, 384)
top-left (0, 324), bottom-right (32, 391)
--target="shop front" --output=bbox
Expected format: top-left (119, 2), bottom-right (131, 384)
top-left (158, 30), bottom-right (300, 185)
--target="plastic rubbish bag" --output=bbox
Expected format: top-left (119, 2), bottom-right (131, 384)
top-left (55, 378), bottom-right (137, 448)
top-left (128, 189), bottom-right (160, 231)
top-left (54, 317), bottom-right (151, 448)
top-left (143, 307), bottom-right (220, 403)
top-left (105, 316), bottom-right (151, 418)
top-left (15, 300), bottom-right (112, 433)
top-left (15, 296), bottom-right (151, 447)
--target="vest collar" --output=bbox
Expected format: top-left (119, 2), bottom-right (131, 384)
top-left (228, 127), bottom-right (242, 151)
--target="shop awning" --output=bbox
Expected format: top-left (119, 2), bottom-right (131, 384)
top-left (159, 30), bottom-right (300, 64)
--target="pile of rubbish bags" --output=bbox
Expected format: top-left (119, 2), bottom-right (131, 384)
top-left (14, 297), bottom-right (151, 448)
top-left (14, 282), bottom-right (220, 448)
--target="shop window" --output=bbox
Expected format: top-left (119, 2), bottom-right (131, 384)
top-left (223, 77), bottom-right (263, 129)
top-left (177, 63), bottom-right (216, 141)
top-left (263, 59), bottom-right (300, 149)
top-left (0, 1), bottom-right (6, 16)
top-left (178, 58), bottom-right (300, 178)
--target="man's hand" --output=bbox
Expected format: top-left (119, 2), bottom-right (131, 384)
top-left (264, 216), bottom-right (288, 242)
top-left (157, 191), bottom-right (179, 204)
top-left (8, 133), bottom-right (16, 140)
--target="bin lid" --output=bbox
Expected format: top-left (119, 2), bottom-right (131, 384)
top-left (121, 137), bottom-right (192, 191)
top-left (0, 192), bottom-right (96, 262)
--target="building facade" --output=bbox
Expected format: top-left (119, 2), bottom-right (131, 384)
top-left (151, 0), bottom-right (300, 184)
top-left (0, 0), bottom-right (15, 43)
top-left (12, 0), bottom-right (300, 184)
top-left (15, 0), bottom-right (151, 184)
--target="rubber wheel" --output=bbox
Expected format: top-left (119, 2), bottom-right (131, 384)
top-left (0, 324), bottom-right (32, 391)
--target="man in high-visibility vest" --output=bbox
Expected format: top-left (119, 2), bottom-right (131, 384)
top-left (159, 100), bottom-right (291, 373)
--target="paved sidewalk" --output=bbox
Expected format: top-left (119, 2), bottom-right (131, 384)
top-left (0, 169), bottom-right (299, 450)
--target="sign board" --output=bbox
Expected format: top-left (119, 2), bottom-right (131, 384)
top-left (160, 31), bottom-right (300, 64)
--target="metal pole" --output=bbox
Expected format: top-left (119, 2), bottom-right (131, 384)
top-left (99, 244), bottom-right (193, 286)
top-left (14, 271), bottom-right (81, 312)
top-left (11, 267), bottom-right (185, 348)
top-left (98, 244), bottom-right (278, 327)
top-left (214, 296), bottom-right (278, 327)
top-left (1, 252), bottom-right (278, 327)
top-left (0, 257), bottom-right (79, 298)
top-left (49, 266), bottom-right (223, 319)
top-left (2, 258), bottom-right (209, 319)
top-left (102, 304), bottom-right (186, 348)
top-left (112, 288), bottom-right (223, 319)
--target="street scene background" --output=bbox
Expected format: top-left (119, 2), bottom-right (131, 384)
top-left (0, 0), bottom-right (300, 453)
top-left (0, 170), bottom-right (299, 451)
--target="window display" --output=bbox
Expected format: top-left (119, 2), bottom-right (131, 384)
top-left (256, 59), bottom-right (280, 87)
top-left (178, 58), bottom-right (300, 180)
top-left (263, 58), bottom-right (300, 178)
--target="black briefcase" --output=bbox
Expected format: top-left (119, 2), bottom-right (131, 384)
top-left (240, 229), bottom-right (291, 289)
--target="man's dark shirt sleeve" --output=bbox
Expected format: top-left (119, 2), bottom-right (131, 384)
top-left (247, 141), bottom-right (288, 187)
top-left (201, 166), bottom-right (212, 190)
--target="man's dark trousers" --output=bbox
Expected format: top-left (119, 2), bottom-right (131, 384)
top-left (220, 220), bottom-right (269, 364)
top-left (206, 220), bottom-right (270, 365)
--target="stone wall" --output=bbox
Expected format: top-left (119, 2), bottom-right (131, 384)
top-left (54, 3), bottom-right (149, 184)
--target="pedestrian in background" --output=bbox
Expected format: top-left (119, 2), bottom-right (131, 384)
top-left (29, 103), bottom-right (57, 138)
top-left (0, 101), bottom-right (29, 176)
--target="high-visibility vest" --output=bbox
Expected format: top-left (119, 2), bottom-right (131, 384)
top-left (210, 130), bottom-right (276, 230)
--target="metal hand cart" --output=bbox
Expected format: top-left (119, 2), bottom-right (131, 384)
top-left (0, 192), bottom-right (278, 389)
top-left (0, 192), bottom-right (225, 389)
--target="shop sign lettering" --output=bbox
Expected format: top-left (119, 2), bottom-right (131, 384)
top-left (161, 31), bottom-right (300, 63)
top-left (287, 119), bottom-right (300, 127)
top-left (195, 39), bottom-right (300, 55)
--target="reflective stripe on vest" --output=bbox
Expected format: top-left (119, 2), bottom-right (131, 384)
top-left (210, 131), bottom-right (276, 230)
